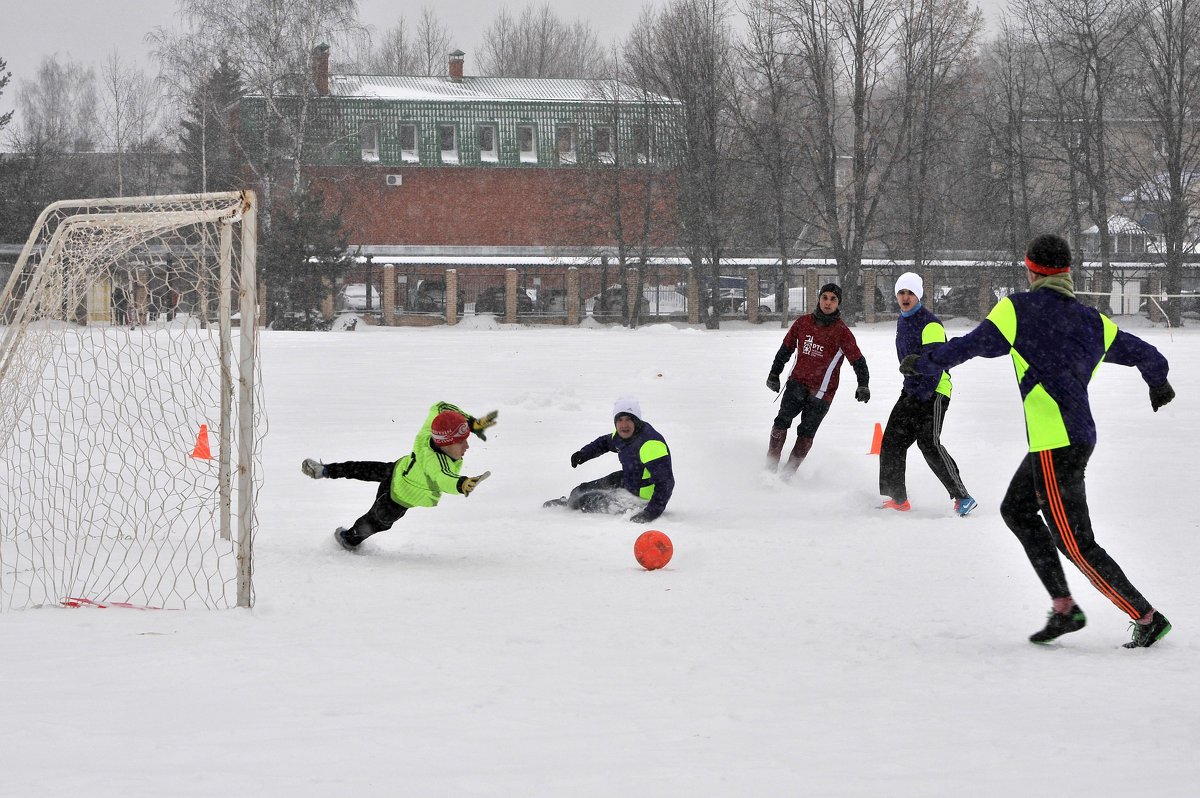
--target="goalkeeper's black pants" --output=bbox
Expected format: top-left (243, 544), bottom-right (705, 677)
top-left (1000, 444), bottom-right (1151, 621)
top-left (325, 460), bottom-right (409, 544)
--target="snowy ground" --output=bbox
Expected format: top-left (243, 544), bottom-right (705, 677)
top-left (3, 315), bottom-right (1198, 797)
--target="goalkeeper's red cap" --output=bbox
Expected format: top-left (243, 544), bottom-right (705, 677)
top-left (431, 410), bottom-right (470, 446)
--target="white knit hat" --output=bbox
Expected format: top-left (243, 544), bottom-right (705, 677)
top-left (613, 395), bottom-right (642, 420)
top-left (894, 272), bottom-right (924, 300)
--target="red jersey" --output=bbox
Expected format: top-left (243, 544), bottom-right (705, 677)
top-left (778, 314), bottom-right (864, 400)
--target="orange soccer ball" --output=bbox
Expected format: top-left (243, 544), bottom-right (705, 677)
top-left (634, 530), bottom-right (673, 570)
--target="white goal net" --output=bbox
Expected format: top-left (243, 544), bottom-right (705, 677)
top-left (0, 191), bottom-right (261, 610)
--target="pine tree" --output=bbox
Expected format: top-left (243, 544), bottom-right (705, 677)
top-left (260, 190), bottom-right (354, 330)
top-left (179, 52), bottom-right (243, 193)
top-left (0, 56), bottom-right (12, 132)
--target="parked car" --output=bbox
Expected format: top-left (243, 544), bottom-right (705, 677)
top-left (587, 284), bottom-right (650, 321)
top-left (474, 285), bottom-right (534, 315)
top-left (532, 288), bottom-right (568, 314)
top-left (755, 287), bottom-right (807, 315)
top-left (339, 283), bottom-right (379, 311)
top-left (933, 286), bottom-right (999, 318)
top-left (408, 278), bottom-right (464, 315)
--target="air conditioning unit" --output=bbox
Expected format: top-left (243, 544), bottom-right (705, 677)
top-left (385, 174), bottom-right (403, 187)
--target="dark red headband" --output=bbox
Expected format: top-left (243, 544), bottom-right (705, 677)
top-left (1025, 255), bottom-right (1069, 276)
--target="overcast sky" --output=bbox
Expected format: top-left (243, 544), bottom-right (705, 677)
top-left (1, 0), bottom-right (1007, 123)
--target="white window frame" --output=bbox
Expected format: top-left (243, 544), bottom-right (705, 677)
top-left (438, 124), bottom-right (459, 164)
top-left (360, 122), bottom-right (380, 162)
top-left (400, 123), bottom-right (419, 163)
top-left (556, 125), bottom-right (577, 164)
top-left (518, 124), bottom-right (537, 163)
top-left (479, 124), bottom-right (498, 163)
top-left (594, 125), bottom-right (614, 163)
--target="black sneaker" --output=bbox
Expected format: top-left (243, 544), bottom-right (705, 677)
top-left (334, 527), bottom-right (360, 551)
top-left (1123, 611), bottom-right (1171, 648)
top-left (1029, 605), bottom-right (1087, 644)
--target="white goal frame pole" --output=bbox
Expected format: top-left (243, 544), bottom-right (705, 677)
top-left (236, 191), bottom-right (258, 609)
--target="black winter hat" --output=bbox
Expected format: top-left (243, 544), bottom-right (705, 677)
top-left (819, 283), bottom-right (843, 303)
top-left (1025, 234), bottom-right (1072, 275)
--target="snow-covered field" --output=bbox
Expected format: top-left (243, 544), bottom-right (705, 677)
top-left (3, 315), bottom-right (1197, 797)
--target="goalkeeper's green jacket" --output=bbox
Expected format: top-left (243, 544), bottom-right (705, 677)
top-left (389, 402), bottom-right (470, 508)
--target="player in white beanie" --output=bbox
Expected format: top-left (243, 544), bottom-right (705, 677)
top-left (878, 272), bottom-right (975, 516)
top-left (894, 271), bottom-right (924, 300)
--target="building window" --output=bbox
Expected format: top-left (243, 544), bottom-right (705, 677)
top-left (518, 124), bottom-right (537, 163)
top-left (1153, 133), bottom-right (1168, 159)
top-left (479, 124), bottom-right (498, 162)
top-left (360, 123), bottom-right (379, 162)
top-left (400, 124), bottom-right (418, 162)
top-left (631, 124), bottom-right (652, 163)
top-left (556, 125), bottom-right (576, 164)
top-left (594, 125), bottom-right (613, 163)
top-left (439, 124), bottom-right (458, 164)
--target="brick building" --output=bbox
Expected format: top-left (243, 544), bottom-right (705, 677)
top-left (235, 47), bottom-right (683, 323)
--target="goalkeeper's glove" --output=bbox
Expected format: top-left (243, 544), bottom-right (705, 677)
top-left (1149, 381), bottom-right (1175, 412)
top-left (459, 471), bottom-right (491, 497)
top-left (470, 410), bottom-right (499, 441)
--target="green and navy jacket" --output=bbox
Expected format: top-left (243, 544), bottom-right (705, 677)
top-left (577, 420), bottom-right (675, 520)
top-left (915, 289), bottom-right (1168, 451)
top-left (896, 304), bottom-right (953, 401)
top-left (389, 401), bottom-right (471, 508)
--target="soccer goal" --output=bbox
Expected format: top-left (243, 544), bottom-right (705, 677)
top-left (0, 191), bottom-right (261, 611)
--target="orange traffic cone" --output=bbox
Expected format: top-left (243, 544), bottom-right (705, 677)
top-left (867, 422), bottom-right (883, 455)
top-left (191, 424), bottom-right (212, 460)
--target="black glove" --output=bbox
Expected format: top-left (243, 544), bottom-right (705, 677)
top-left (855, 385), bottom-right (870, 403)
top-left (630, 510), bottom-right (652, 524)
top-left (899, 354), bottom-right (921, 376)
top-left (766, 373), bottom-right (781, 392)
top-left (570, 451), bottom-right (585, 468)
top-left (1149, 380), bottom-right (1175, 412)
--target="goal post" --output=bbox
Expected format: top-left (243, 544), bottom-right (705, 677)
top-left (0, 191), bottom-right (261, 610)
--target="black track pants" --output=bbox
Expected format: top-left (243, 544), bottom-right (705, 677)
top-left (878, 392), bottom-right (968, 503)
top-left (999, 445), bottom-right (1150, 620)
top-left (772, 380), bottom-right (831, 439)
top-left (325, 460), bottom-right (409, 543)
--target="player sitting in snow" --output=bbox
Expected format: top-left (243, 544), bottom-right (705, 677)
top-left (543, 396), bottom-right (674, 523)
top-left (301, 402), bottom-right (497, 550)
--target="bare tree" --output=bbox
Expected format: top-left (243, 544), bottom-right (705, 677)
top-left (12, 55), bottom-right (98, 154)
top-left (888, 0), bottom-right (981, 270)
top-left (348, 16), bottom-right (420, 74)
top-left (1121, 0), bottom-right (1200, 325)
top-left (151, 0), bottom-right (367, 229)
top-left (98, 51), bottom-right (163, 196)
top-left (770, 0), bottom-right (908, 316)
top-left (0, 56), bottom-right (12, 134)
top-left (415, 7), bottom-right (452, 76)
top-left (1015, 0), bottom-right (1136, 310)
top-left (479, 3), bottom-right (607, 77)
top-left (627, 0), bottom-right (739, 329)
top-left (734, 0), bottom-right (811, 326)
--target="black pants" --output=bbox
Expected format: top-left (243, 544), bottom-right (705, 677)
top-left (567, 472), bottom-right (643, 514)
top-left (773, 380), bottom-right (831, 439)
top-left (1000, 445), bottom-right (1150, 620)
top-left (325, 460), bottom-right (409, 544)
top-left (878, 392), bottom-right (968, 503)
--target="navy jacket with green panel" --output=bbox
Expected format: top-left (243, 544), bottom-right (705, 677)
top-left (577, 420), bottom-right (675, 520)
top-left (912, 288), bottom-right (1168, 451)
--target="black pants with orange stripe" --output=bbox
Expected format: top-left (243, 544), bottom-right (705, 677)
top-left (1000, 444), bottom-right (1150, 620)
